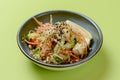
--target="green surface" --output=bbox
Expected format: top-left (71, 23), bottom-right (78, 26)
top-left (0, 0), bottom-right (120, 80)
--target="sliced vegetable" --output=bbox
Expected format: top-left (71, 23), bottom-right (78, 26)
top-left (27, 33), bottom-right (39, 40)
top-left (53, 54), bottom-right (64, 64)
top-left (66, 20), bottom-right (92, 45)
top-left (32, 48), bottom-right (41, 59)
top-left (63, 42), bottom-right (73, 49)
top-left (72, 43), bottom-right (86, 55)
top-left (53, 44), bottom-right (61, 53)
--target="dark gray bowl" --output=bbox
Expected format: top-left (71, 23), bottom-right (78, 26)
top-left (17, 10), bottom-right (103, 70)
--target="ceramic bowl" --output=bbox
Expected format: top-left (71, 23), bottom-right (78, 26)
top-left (17, 10), bottom-right (103, 70)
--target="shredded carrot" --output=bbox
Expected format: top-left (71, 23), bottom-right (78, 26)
top-left (46, 38), bottom-right (52, 49)
top-left (24, 39), bottom-right (39, 45)
top-left (62, 49), bottom-right (72, 54)
top-left (70, 53), bottom-right (79, 59)
top-left (33, 17), bottom-right (43, 27)
top-left (35, 25), bottom-right (51, 33)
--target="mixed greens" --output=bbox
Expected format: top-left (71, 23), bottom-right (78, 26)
top-left (24, 16), bottom-right (92, 64)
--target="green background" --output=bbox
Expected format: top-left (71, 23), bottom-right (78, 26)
top-left (0, 0), bottom-right (120, 80)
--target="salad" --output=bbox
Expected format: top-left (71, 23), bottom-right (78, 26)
top-left (24, 15), bottom-right (93, 64)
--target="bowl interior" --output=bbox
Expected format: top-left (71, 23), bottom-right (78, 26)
top-left (17, 10), bottom-right (103, 67)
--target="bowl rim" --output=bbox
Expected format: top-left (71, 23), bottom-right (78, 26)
top-left (17, 10), bottom-right (103, 68)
